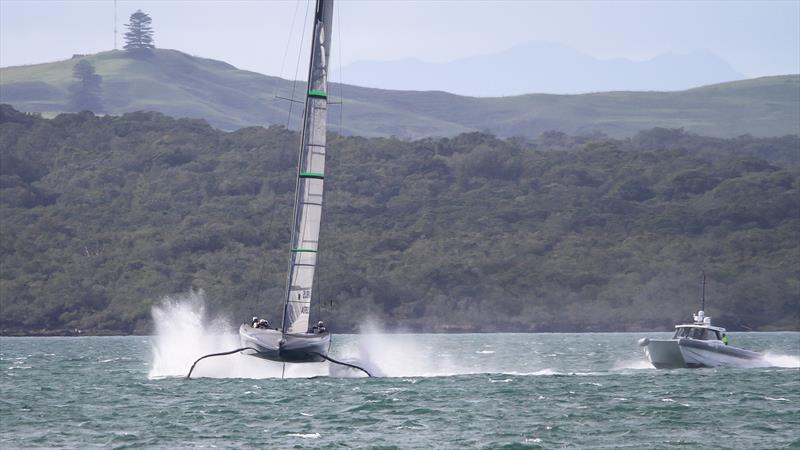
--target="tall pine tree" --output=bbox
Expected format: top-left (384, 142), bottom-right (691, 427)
top-left (123, 10), bottom-right (155, 55)
top-left (68, 60), bottom-right (103, 112)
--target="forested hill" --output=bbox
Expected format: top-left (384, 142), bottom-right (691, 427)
top-left (1, 106), bottom-right (798, 334)
top-left (1, 49), bottom-right (798, 139)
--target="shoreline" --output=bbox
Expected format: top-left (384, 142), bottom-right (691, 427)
top-left (2, 328), bottom-right (798, 337)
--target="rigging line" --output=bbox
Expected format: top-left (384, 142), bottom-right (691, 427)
top-left (276, 0), bottom-right (302, 84)
top-left (336, 1), bottom-right (344, 136)
top-left (314, 196), bottom-right (329, 314)
top-left (315, 1), bottom-right (342, 312)
top-left (250, 209), bottom-right (277, 308)
top-left (186, 347), bottom-right (259, 379)
top-left (314, 211), bottom-right (322, 316)
top-left (318, 166), bottom-right (332, 311)
top-left (286, 0), bottom-right (313, 129)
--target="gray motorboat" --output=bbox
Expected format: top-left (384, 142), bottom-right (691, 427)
top-left (638, 272), bottom-right (768, 369)
top-left (638, 310), bottom-right (767, 368)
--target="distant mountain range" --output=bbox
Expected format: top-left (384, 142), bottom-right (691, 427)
top-left (341, 42), bottom-right (747, 96)
top-left (1, 49), bottom-right (798, 139)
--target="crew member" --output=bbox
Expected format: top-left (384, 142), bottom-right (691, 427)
top-left (315, 321), bottom-right (327, 333)
top-left (722, 333), bottom-right (729, 345)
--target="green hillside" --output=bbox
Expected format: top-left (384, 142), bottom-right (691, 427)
top-left (1, 49), bottom-right (798, 139)
top-left (1, 106), bottom-right (798, 335)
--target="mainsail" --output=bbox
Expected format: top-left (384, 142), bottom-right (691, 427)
top-left (281, 0), bottom-right (334, 334)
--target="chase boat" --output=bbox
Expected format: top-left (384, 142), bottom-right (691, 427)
top-left (638, 310), bottom-right (767, 369)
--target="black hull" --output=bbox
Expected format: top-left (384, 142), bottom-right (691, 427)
top-left (238, 324), bottom-right (331, 363)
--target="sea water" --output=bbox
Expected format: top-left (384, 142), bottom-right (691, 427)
top-left (2, 330), bottom-right (798, 448)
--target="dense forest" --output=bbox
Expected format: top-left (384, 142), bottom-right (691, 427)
top-left (1, 105), bottom-right (798, 334)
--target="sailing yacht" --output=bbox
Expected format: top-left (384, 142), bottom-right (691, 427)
top-left (239, 0), bottom-right (334, 364)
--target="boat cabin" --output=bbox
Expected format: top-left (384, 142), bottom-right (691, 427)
top-left (672, 310), bottom-right (726, 341)
top-left (672, 325), bottom-right (724, 341)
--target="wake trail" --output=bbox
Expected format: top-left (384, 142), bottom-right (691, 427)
top-left (763, 353), bottom-right (800, 368)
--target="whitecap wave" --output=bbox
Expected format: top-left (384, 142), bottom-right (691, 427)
top-left (612, 359), bottom-right (655, 370)
top-left (763, 353), bottom-right (800, 368)
top-left (285, 433), bottom-right (321, 439)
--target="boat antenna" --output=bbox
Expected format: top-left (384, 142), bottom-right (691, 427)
top-left (113, 0), bottom-right (118, 50)
top-left (700, 269), bottom-right (706, 312)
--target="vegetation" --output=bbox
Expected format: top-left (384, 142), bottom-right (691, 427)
top-left (68, 60), bottom-right (103, 112)
top-left (123, 10), bottom-right (155, 56)
top-left (0, 49), bottom-right (797, 138)
top-left (1, 106), bottom-right (797, 335)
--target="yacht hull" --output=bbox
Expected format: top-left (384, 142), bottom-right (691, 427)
top-left (640, 338), bottom-right (767, 369)
top-left (239, 324), bottom-right (331, 363)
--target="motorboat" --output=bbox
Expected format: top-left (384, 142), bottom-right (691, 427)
top-left (638, 310), bottom-right (767, 368)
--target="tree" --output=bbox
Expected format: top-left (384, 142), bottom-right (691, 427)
top-left (68, 60), bottom-right (103, 112)
top-left (123, 10), bottom-right (155, 55)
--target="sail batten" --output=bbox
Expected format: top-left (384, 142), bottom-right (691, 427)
top-left (281, 0), bottom-right (334, 335)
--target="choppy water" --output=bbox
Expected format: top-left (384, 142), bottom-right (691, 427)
top-left (2, 330), bottom-right (798, 448)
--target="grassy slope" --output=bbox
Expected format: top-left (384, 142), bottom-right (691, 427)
top-left (1, 49), bottom-right (798, 138)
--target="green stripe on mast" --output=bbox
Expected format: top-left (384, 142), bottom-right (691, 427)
top-left (299, 172), bottom-right (325, 179)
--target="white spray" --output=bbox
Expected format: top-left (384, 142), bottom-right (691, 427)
top-left (763, 353), bottom-right (800, 368)
top-left (147, 295), bottom-right (482, 379)
top-left (148, 290), bottom-right (327, 379)
top-left (330, 320), bottom-right (481, 377)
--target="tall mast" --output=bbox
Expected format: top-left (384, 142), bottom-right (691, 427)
top-left (280, 0), bottom-right (334, 334)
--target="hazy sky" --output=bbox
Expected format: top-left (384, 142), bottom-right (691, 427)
top-left (1, 0), bottom-right (798, 80)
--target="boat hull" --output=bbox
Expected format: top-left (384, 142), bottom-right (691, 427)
top-left (639, 338), bottom-right (767, 369)
top-left (238, 324), bottom-right (331, 363)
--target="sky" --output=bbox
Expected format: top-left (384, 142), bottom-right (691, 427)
top-left (1, 0), bottom-right (799, 80)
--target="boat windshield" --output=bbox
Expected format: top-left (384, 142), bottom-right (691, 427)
top-left (673, 327), bottom-right (719, 340)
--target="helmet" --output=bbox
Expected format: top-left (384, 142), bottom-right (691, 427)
top-left (252, 316), bottom-right (258, 321)
top-left (318, 321), bottom-right (324, 326)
